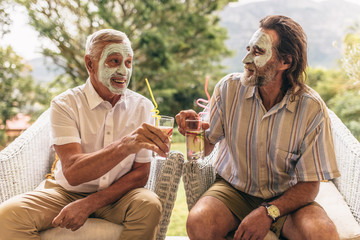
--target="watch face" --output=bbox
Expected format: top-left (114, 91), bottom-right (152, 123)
top-left (268, 205), bottom-right (280, 218)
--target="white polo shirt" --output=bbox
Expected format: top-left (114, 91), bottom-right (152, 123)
top-left (50, 79), bottom-right (155, 192)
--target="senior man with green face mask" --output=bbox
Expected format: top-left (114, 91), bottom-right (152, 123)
top-left (0, 29), bottom-right (169, 240)
top-left (176, 15), bottom-right (340, 240)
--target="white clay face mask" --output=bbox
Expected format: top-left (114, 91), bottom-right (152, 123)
top-left (242, 29), bottom-right (273, 68)
top-left (98, 42), bottom-right (133, 95)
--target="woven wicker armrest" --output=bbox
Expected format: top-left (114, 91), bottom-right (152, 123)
top-left (146, 151), bottom-right (185, 240)
top-left (0, 110), bottom-right (53, 203)
top-left (182, 144), bottom-right (218, 211)
top-left (328, 109), bottom-right (360, 224)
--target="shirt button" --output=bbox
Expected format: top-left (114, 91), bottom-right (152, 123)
top-left (102, 176), bottom-right (106, 180)
top-left (107, 131), bottom-right (110, 135)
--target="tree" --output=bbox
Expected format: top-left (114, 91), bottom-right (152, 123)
top-left (0, 46), bottom-right (51, 125)
top-left (330, 25), bottom-right (360, 140)
top-left (0, 45), bottom-right (52, 147)
top-left (16, 0), bottom-right (235, 117)
top-left (307, 67), bottom-right (345, 105)
top-left (0, 0), bottom-right (12, 37)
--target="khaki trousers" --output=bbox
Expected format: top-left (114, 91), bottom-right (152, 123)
top-left (0, 179), bottom-right (162, 240)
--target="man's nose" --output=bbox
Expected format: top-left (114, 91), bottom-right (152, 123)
top-left (116, 64), bottom-right (127, 75)
top-left (242, 52), bottom-right (253, 64)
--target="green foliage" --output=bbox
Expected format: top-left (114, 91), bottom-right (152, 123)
top-left (16, 0), bottom-right (235, 117)
top-left (308, 25), bottom-right (360, 141)
top-left (0, 0), bottom-right (12, 37)
top-left (0, 130), bottom-right (7, 148)
top-left (329, 91), bottom-right (360, 139)
top-left (334, 28), bottom-right (360, 141)
top-left (307, 67), bottom-right (345, 104)
top-left (341, 27), bottom-right (360, 90)
top-left (0, 46), bottom-right (51, 127)
top-left (171, 127), bottom-right (185, 143)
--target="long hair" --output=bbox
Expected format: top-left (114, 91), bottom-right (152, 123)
top-left (260, 15), bottom-right (307, 95)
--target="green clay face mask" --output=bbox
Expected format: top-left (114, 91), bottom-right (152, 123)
top-left (98, 42), bottom-right (133, 95)
top-left (242, 29), bottom-right (273, 68)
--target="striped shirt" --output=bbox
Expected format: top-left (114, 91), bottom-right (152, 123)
top-left (206, 73), bottom-right (340, 199)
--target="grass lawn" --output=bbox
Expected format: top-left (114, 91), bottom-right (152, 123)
top-left (166, 142), bottom-right (188, 236)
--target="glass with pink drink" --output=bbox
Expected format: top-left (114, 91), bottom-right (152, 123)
top-left (185, 118), bottom-right (205, 161)
top-left (154, 115), bottom-right (174, 160)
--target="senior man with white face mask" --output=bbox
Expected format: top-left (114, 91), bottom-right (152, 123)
top-left (0, 29), bottom-right (168, 240)
top-left (176, 15), bottom-right (340, 240)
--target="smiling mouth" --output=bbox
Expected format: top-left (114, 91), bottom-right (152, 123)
top-left (111, 77), bottom-right (126, 85)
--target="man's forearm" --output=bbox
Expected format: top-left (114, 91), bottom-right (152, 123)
top-left (269, 181), bottom-right (320, 217)
top-left (82, 162), bottom-right (150, 213)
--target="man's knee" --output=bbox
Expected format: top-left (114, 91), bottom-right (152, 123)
top-left (0, 197), bottom-right (34, 236)
top-left (129, 189), bottom-right (162, 223)
top-left (283, 204), bottom-right (340, 240)
top-left (187, 207), bottom-right (216, 240)
top-left (186, 197), bottom-right (234, 240)
top-left (303, 217), bottom-right (339, 240)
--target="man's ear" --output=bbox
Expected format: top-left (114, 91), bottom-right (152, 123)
top-left (279, 55), bottom-right (292, 70)
top-left (85, 55), bottom-right (94, 73)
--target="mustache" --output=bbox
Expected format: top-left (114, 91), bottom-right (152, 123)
top-left (244, 63), bottom-right (256, 71)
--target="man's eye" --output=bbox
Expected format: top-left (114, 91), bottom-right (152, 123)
top-left (254, 49), bottom-right (264, 56)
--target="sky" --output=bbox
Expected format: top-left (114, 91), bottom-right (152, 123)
top-left (1, 0), bottom-right (360, 61)
top-left (1, 6), bottom-right (47, 60)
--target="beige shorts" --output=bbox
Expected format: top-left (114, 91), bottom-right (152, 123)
top-left (202, 175), bottom-right (288, 237)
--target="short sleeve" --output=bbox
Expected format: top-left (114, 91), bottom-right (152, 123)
top-left (295, 110), bottom-right (340, 181)
top-left (50, 99), bottom-right (81, 146)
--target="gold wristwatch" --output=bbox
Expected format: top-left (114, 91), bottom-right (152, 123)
top-left (261, 202), bottom-right (280, 222)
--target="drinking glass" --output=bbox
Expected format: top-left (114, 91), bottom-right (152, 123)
top-left (185, 118), bottom-right (205, 161)
top-left (154, 115), bottom-right (174, 160)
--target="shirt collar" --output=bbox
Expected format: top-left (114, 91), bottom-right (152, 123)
top-left (245, 86), bottom-right (256, 99)
top-left (84, 79), bottom-right (129, 110)
top-left (244, 84), bottom-right (300, 113)
top-left (283, 86), bottom-right (300, 113)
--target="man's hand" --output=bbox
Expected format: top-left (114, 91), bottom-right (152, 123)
top-left (175, 109), bottom-right (209, 136)
top-left (121, 123), bottom-right (170, 157)
top-left (52, 198), bottom-right (93, 231)
top-left (233, 207), bottom-right (272, 240)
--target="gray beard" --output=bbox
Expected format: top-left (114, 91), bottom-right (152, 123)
top-left (242, 72), bottom-right (270, 87)
top-left (242, 64), bottom-right (277, 87)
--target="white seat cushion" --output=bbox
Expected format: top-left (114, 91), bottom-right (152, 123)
top-left (40, 218), bottom-right (124, 240)
top-left (316, 181), bottom-right (360, 240)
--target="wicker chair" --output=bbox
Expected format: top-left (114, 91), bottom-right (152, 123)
top-left (182, 109), bottom-right (360, 240)
top-left (0, 109), bottom-right (185, 240)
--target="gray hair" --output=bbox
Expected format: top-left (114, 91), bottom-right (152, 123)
top-left (85, 29), bottom-right (133, 59)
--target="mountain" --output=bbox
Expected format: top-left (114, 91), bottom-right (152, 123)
top-left (28, 57), bottom-right (64, 83)
top-left (218, 0), bottom-right (360, 73)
